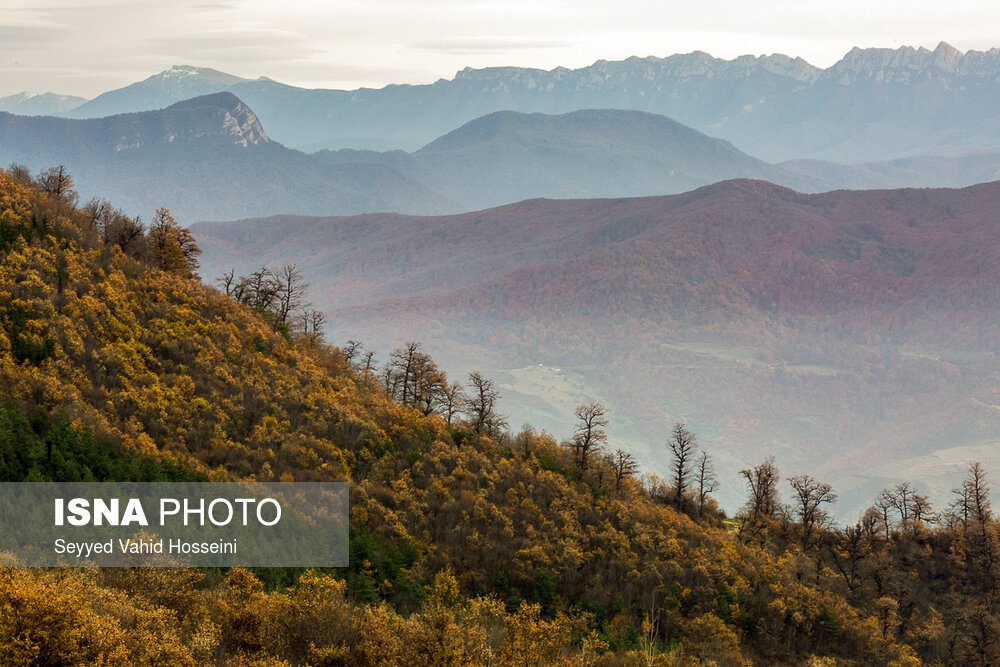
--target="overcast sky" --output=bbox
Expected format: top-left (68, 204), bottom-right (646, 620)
top-left (2, 0), bottom-right (999, 98)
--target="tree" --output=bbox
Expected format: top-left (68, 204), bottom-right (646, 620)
top-left (571, 402), bottom-right (608, 472)
top-left (38, 165), bottom-right (77, 206)
top-left (788, 474), bottom-right (837, 549)
top-left (874, 491), bottom-right (894, 537)
top-left (965, 461), bottom-right (992, 526)
top-left (299, 308), bottom-right (327, 344)
top-left (410, 352), bottom-right (447, 416)
top-left (609, 448), bottom-right (638, 495)
top-left (695, 451), bottom-right (719, 516)
top-left (466, 372), bottom-right (506, 438)
top-left (440, 381), bottom-right (465, 428)
top-left (668, 423), bottom-right (697, 511)
top-left (910, 493), bottom-right (938, 529)
top-left (218, 267), bottom-right (238, 296)
top-left (738, 457), bottom-right (780, 540)
top-left (220, 265), bottom-right (322, 340)
top-left (360, 350), bottom-right (377, 374)
top-left (274, 264), bottom-right (308, 327)
top-left (829, 518), bottom-right (873, 596)
top-left (92, 202), bottom-right (144, 256)
top-left (341, 340), bottom-right (364, 364)
top-left (148, 207), bottom-right (200, 277)
top-left (877, 481), bottom-right (937, 534)
top-left (386, 342), bottom-right (421, 404)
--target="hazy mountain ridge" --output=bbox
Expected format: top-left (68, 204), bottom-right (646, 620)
top-left (0, 92), bottom-right (268, 159)
top-left (0, 92), bottom-right (451, 221)
top-left (8, 85), bottom-right (1000, 222)
top-left (0, 93), bottom-right (831, 219)
top-left (66, 65), bottom-right (255, 119)
top-left (824, 42), bottom-right (999, 82)
top-left (782, 151), bottom-right (1000, 190)
top-left (195, 180), bottom-right (1000, 515)
top-left (0, 91), bottom-right (87, 115)
top-left (313, 109), bottom-right (820, 208)
top-left (42, 43), bottom-right (1000, 162)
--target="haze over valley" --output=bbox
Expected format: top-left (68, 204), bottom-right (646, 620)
top-left (7, 8), bottom-right (1000, 659)
top-left (3, 42), bottom-right (1000, 515)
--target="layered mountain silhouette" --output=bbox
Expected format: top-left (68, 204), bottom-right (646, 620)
top-left (195, 180), bottom-right (1000, 514)
top-left (313, 109), bottom-right (817, 209)
top-left (0, 94), bottom-right (831, 219)
top-left (0, 92), bottom-right (450, 221)
top-left (0, 91), bottom-right (87, 116)
top-left (65, 65), bottom-right (253, 119)
top-left (49, 44), bottom-right (1000, 163)
top-left (782, 152), bottom-right (1000, 190)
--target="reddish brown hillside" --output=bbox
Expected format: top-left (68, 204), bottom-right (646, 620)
top-left (196, 180), bottom-right (1000, 515)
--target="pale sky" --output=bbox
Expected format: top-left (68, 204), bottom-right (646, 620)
top-left (2, 0), bottom-right (999, 98)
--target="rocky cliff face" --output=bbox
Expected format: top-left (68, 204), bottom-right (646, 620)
top-left (823, 42), bottom-right (1000, 83)
top-left (102, 93), bottom-right (269, 152)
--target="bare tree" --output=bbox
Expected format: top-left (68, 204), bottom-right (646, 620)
top-left (360, 350), bottom-right (376, 374)
top-left (237, 267), bottom-right (280, 310)
top-left (695, 451), bottom-right (719, 516)
top-left (274, 264), bottom-right (308, 326)
top-left (440, 381), bottom-right (465, 427)
top-left (910, 493), bottom-right (938, 529)
top-left (739, 457), bottom-right (780, 540)
top-left (466, 371), bottom-right (506, 438)
top-left (788, 474), bottom-right (837, 549)
top-left (97, 205), bottom-right (145, 256)
top-left (299, 309), bottom-right (327, 344)
top-left (829, 518), bottom-right (873, 596)
top-left (609, 448), bottom-right (639, 495)
top-left (7, 163), bottom-right (31, 185)
top-left (668, 423), bottom-right (697, 511)
top-left (385, 342), bottom-right (416, 404)
top-left (874, 492), bottom-right (894, 537)
top-left (966, 462), bottom-right (993, 526)
top-left (410, 352), bottom-right (447, 416)
top-left (341, 340), bottom-right (364, 364)
top-left (38, 165), bottom-right (77, 205)
top-left (572, 402), bottom-right (609, 472)
top-left (218, 268), bottom-right (238, 296)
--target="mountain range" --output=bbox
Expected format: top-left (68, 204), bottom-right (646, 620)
top-left (0, 93), bottom-right (827, 220)
top-left (194, 179), bottom-right (1000, 516)
top-left (8, 87), bottom-right (1000, 222)
top-left (27, 43), bottom-right (1000, 163)
top-left (0, 92), bottom-right (449, 222)
top-left (0, 91), bottom-right (87, 116)
top-left (312, 109), bottom-right (816, 209)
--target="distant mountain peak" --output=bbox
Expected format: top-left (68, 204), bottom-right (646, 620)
top-left (143, 65), bottom-right (250, 87)
top-left (164, 92), bottom-right (269, 146)
top-left (0, 91), bottom-right (88, 115)
top-left (932, 41), bottom-right (962, 67)
top-left (828, 43), bottom-right (1000, 82)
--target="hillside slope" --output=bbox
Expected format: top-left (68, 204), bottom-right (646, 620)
top-left (0, 165), bottom-right (951, 666)
top-left (196, 180), bottom-right (1000, 515)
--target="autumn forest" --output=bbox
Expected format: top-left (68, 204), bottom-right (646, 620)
top-left (0, 165), bottom-right (999, 666)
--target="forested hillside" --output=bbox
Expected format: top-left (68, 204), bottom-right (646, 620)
top-left (196, 180), bottom-right (1000, 515)
top-left (3, 167), bottom-right (1000, 665)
